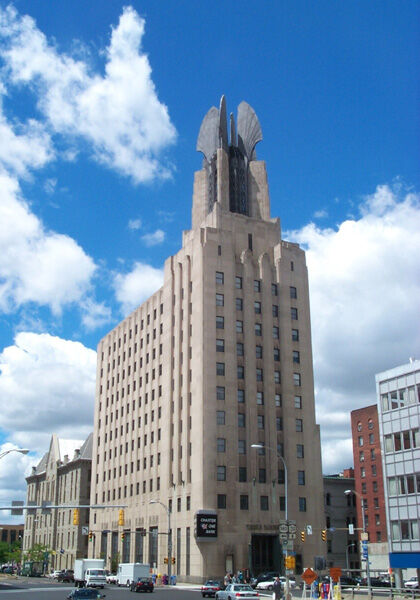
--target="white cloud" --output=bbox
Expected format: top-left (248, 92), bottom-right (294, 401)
top-left (141, 229), bottom-right (165, 246)
top-left (114, 261), bottom-right (164, 315)
top-left (286, 184), bottom-right (420, 474)
top-left (128, 218), bottom-right (142, 231)
top-left (43, 177), bottom-right (57, 195)
top-left (0, 333), bottom-right (97, 514)
top-left (313, 209), bottom-right (328, 219)
top-left (0, 97), bottom-right (53, 177)
top-left (0, 5), bottom-right (177, 183)
top-left (80, 298), bottom-right (112, 331)
top-left (0, 172), bottom-right (97, 315)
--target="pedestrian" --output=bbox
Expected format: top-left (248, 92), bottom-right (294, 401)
top-left (238, 571), bottom-right (244, 583)
top-left (273, 576), bottom-right (283, 600)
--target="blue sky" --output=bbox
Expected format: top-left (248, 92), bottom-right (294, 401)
top-left (0, 1), bottom-right (419, 515)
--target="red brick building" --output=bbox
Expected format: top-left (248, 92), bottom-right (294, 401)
top-left (350, 405), bottom-right (387, 543)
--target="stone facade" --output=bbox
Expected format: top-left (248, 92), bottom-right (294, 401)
top-left (23, 433), bottom-right (92, 571)
top-left (91, 98), bottom-right (325, 581)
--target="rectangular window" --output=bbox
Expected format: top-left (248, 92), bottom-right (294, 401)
top-left (238, 440), bottom-right (246, 454)
top-left (217, 438), bottom-right (226, 452)
top-left (217, 494), bottom-right (226, 509)
top-left (291, 307), bottom-right (298, 320)
top-left (254, 280), bottom-right (261, 292)
top-left (237, 389), bottom-right (245, 403)
top-left (237, 365), bottom-right (244, 379)
top-left (239, 467), bottom-right (247, 482)
top-left (238, 413), bottom-right (246, 427)
top-left (272, 305), bottom-right (278, 317)
top-left (254, 301), bottom-right (261, 314)
top-left (358, 436), bottom-right (364, 447)
top-left (217, 466), bottom-right (226, 481)
top-left (216, 315), bottom-right (224, 329)
top-left (255, 323), bottom-right (262, 336)
top-left (216, 293), bottom-right (224, 306)
top-left (237, 342), bottom-right (244, 356)
top-left (257, 415), bottom-right (265, 429)
top-left (240, 495), bottom-right (249, 510)
top-left (360, 467), bottom-right (365, 478)
top-left (259, 468), bottom-right (266, 483)
top-left (256, 345), bottom-right (263, 359)
top-left (273, 326), bottom-right (279, 339)
top-left (292, 328), bottom-right (299, 341)
top-left (297, 444), bottom-right (304, 458)
top-left (216, 362), bottom-right (225, 376)
top-left (299, 497), bottom-right (307, 512)
top-left (290, 286), bottom-right (297, 299)
top-left (257, 391), bottom-right (264, 405)
top-left (296, 418), bottom-right (303, 432)
top-left (293, 372), bottom-right (301, 386)
top-left (216, 339), bottom-right (225, 352)
top-left (273, 347), bottom-right (280, 362)
top-left (369, 433), bottom-right (374, 444)
top-left (372, 464), bottom-right (377, 476)
top-left (276, 417), bottom-right (283, 431)
top-left (236, 297), bottom-right (243, 311)
top-left (274, 370), bottom-right (281, 384)
top-left (279, 496), bottom-right (286, 511)
top-left (216, 386), bottom-right (225, 400)
top-left (272, 283), bottom-right (278, 296)
top-left (294, 395), bottom-right (302, 408)
top-left (216, 271), bottom-right (224, 285)
top-left (236, 320), bottom-right (243, 333)
top-left (216, 410), bottom-right (225, 425)
top-left (260, 496), bottom-right (269, 510)
top-left (278, 469), bottom-right (285, 484)
top-left (235, 276), bottom-right (242, 289)
top-left (275, 393), bottom-right (282, 407)
top-left (298, 470), bottom-right (305, 485)
top-left (293, 350), bottom-right (300, 363)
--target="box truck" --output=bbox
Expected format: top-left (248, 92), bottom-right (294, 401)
top-left (117, 562), bottom-right (150, 587)
top-left (74, 558), bottom-right (106, 588)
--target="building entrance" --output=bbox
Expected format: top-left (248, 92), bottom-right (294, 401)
top-left (250, 534), bottom-right (281, 576)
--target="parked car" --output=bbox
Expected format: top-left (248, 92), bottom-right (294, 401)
top-left (251, 572), bottom-right (280, 588)
top-left (405, 577), bottom-right (418, 589)
top-left (1, 566), bottom-right (16, 574)
top-left (216, 583), bottom-right (260, 599)
top-left (66, 590), bottom-right (106, 599)
top-left (49, 570), bottom-right (64, 579)
top-left (256, 576), bottom-right (296, 591)
top-left (361, 577), bottom-right (391, 588)
top-left (130, 576), bottom-right (154, 593)
top-left (106, 572), bottom-right (118, 584)
top-left (201, 580), bottom-right (222, 597)
top-left (339, 576), bottom-right (359, 587)
top-left (57, 570), bottom-right (74, 582)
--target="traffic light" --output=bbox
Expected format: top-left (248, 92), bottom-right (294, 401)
top-left (171, 557), bottom-right (176, 564)
top-left (118, 509), bottom-right (125, 526)
top-left (88, 531), bottom-right (93, 542)
top-left (121, 532), bottom-right (125, 540)
top-left (164, 558), bottom-right (168, 564)
top-left (284, 556), bottom-right (295, 569)
top-left (73, 509), bottom-right (79, 526)
top-left (321, 529), bottom-right (327, 542)
top-left (300, 530), bottom-right (305, 543)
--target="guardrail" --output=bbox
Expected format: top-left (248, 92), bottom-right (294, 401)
top-left (343, 587), bottom-right (420, 600)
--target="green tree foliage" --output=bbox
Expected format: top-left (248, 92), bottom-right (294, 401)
top-left (110, 552), bottom-right (120, 574)
top-left (0, 541), bottom-right (9, 563)
top-left (23, 543), bottom-right (52, 563)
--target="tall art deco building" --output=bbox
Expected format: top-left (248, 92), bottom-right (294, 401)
top-left (91, 97), bottom-right (325, 581)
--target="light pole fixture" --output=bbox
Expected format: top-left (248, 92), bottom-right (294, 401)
top-left (0, 448), bottom-right (29, 460)
top-left (345, 542), bottom-right (357, 571)
top-left (344, 489), bottom-right (371, 599)
top-left (149, 500), bottom-right (172, 581)
top-left (251, 443), bottom-right (290, 599)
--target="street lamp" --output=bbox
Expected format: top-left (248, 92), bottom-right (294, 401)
top-left (345, 543), bottom-right (357, 571)
top-left (251, 444), bottom-right (290, 599)
top-left (0, 448), bottom-right (29, 460)
top-left (149, 500), bottom-right (172, 581)
top-left (344, 489), bottom-right (371, 599)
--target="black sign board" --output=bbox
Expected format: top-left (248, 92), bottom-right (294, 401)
top-left (195, 513), bottom-right (218, 538)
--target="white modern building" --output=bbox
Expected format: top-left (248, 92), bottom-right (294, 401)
top-left (376, 359), bottom-right (420, 586)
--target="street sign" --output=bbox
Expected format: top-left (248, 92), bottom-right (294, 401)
top-left (302, 568), bottom-right (318, 585)
top-left (279, 533), bottom-right (288, 540)
top-left (288, 534), bottom-right (296, 539)
top-left (288, 524), bottom-right (297, 533)
top-left (330, 568), bottom-right (342, 583)
top-left (306, 525), bottom-right (313, 535)
top-left (82, 526), bottom-right (89, 535)
top-left (279, 524), bottom-right (289, 533)
top-left (348, 524), bottom-right (354, 535)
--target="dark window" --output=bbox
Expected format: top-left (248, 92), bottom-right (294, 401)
top-left (272, 305), bottom-right (278, 317)
top-left (256, 391), bottom-right (264, 405)
top-left (256, 368), bottom-right (263, 381)
top-left (236, 320), bottom-right (243, 333)
top-left (238, 413), bottom-right (246, 427)
top-left (254, 280), bottom-right (261, 292)
top-left (237, 342), bottom-right (244, 356)
top-left (216, 293), bottom-right (224, 306)
top-left (216, 339), bottom-right (225, 352)
top-left (297, 444), bottom-right (304, 458)
top-left (240, 495), bottom-right (249, 510)
top-left (248, 233), bottom-right (253, 251)
top-left (259, 468), bottom-right (266, 483)
top-left (274, 347), bottom-right (280, 361)
top-left (294, 396), bottom-right (302, 409)
top-left (217, 494), bottom-right (226, 509)
top-left (275, 393), bottom-right (282, 407)
top-left (260, 496), bottom-right (269, 510)
top-left (278, 469), bottom-right (285, 484)
top-left (272, 283), bottom-right (278, 296)
top-left (296, 419), bottom-right (303, 432)
top-left (237, 366), bottom-right (244, 379)
top-left (254, 301), bottom-right (261, 314)
top-left (276, 417), bottom-right (283, 431)
top-left (237, 389), bottom-right (245, 403)
top-left (293, 372), bottom-right (301, 386)
top-left (255, 323), bottom-right (262, 336)
top-left (216, 410), bottom-right (225, 425)
top-left (217, 438), bottom-right (226, 452)
top-left (292, 328), bottom-right (299, 341)
top-left (216, 362), bottom-right (225, 376)
top-left (291, 307), bottom-right (298, 320)
top-left (216, 271), bottom-right (224, 285)
top-left (298, 470), bottom-right (305, 485)
top-left (238, 440), bottom-right (246, 454)
top-left (257, 415), bottom-right (265, 429)
top-left (239, 467), bottom-right (247, 482)
top-left (216, 315), bottom-right (224, 329)
top-left (235, 276), bottom-right (242, 289)
top-left (216, 386), bottom-right (225, 400)
top-left (217, 466), bottom-right (226, 481)
top-left (236, 297), bottom-right (243, 311)
top-left (256, 345), bottom-right (263, 359)
top-left (290, 286), bottom-right (297, 299)
top-left (299, 497), bottom-right (307, 512)
top-left (293, 350), bottom-right (300, 363)
top-left (273, 326), bottom-right (279, 339)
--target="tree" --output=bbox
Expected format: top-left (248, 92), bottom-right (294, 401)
top-left (8, 540), bottom-right (22, 565)
top-left (110, 552), bottom-right (120, 574)
top-left (0, 541), bottom-right (9, 563)
top-left (23, 543), bottom-right (52, 563)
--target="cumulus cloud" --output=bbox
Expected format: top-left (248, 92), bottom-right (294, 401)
top-left (286, 183), bottom-right (420, 474)
top-left (0, 172), bottom-right (96, 314)
top-left (114, 261), bottom-right (164, 315)
top-left (128, 218), bottom-right (142, 231)
top-left (0, 5), bottom-right (176, 183)
top-left (141, 229), bottom-right (165, 246)
top-left (0, 333), bottom-right (96, 517)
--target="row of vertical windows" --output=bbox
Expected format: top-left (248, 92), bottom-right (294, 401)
top-left (217, 494), bottom-right (306, 511)
top-left (216, 438), bottom-right (304, 458)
